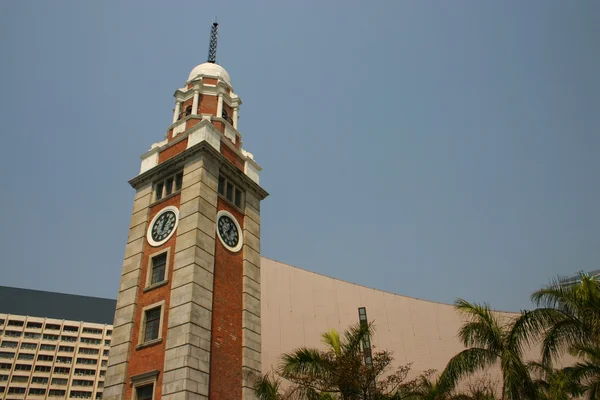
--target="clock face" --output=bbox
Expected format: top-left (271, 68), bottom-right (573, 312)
top-left (147, 206), bottom-right (179, 247)
top-left (216, 211), bottom-right (243, 252)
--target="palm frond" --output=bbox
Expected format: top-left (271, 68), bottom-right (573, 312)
top-left (280, 347), bottom-right (329, 381)
top-left (439, 347), bottom-right (497, 391)
top-left (341, 322), bottom-right (374, 356)
top-left (454, 299), bottom-right (503, 355)
top-left (321, 329), bottom-right (341, 357)
top-left (251, 373), bottom-right (283, 400)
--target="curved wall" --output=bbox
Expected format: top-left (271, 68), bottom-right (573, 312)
top-left (260, 257), bottom-right (525, 384)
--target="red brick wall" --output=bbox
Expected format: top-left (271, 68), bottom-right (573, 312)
top-left (199, 94), bottom-right (218, 115)
top-left (124, 194), bottom-right (181, 400)
top-left (220, 142), bottom-right (244, 171)
top-left (185, 118), bottom-right (201, 131)
top-left (204, 78), bottom-right (218, 85)
top-left (209, 199), bottom-right (245, 400)
top-left (158, 138), bottom-right (188, 163)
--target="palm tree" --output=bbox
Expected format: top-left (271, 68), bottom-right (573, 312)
top-left (252, 373), bottom-right (286, 400)
top-left (250, 372), bottom-right (337, 400)
top-left (280, 323), bottom-right (373, 399)
top-left (517, 273), bottom-right (600, 366)
top-left (528, 361), bottom-right (581, 400)
top-left (564, 344), bottom-right (600, 400)
top-left (397, 370), bottom-right (452, 400)
top-left (279, 323), bottom-right (412, 400)
top-left (395, 370), bottom-right (497, 400)
top-left (441, 299), bottom-right (537, 400)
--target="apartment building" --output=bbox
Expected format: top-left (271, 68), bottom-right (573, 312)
top-left (0, 287), bottom-right (115, 400)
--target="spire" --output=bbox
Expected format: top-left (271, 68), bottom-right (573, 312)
top-left (207, 22), bottom-right (219, 63)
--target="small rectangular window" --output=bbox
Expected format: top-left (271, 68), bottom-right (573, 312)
top-left (26, 322), bottom-right (42, 329)
top-left (136, 384), bottom-right (154, 400)
top-left (31, 377), bottom-right (48, 384)
top-left (21, 342), bottom-right (37, 350)
top-left (82, 328), bottom-right (103, 335)
top-left (218, 176), bottom-right (225, 195)
top-left (218, 175), bottom-right (244, 208)
top-left (56, 356), bottom-right (72, 364)
top-left (24, 332), bottom-right (40, 339)
top-left (234, 188), bottom-right (242, 208)
top-left (63, 325), bottom-right (78, 333)
top-left (11, 375), bottom-right (29, 383)
top-left (29, 388), bottom-right (47, 395)
top-left (40, 344), bottom-right (56, 351)
top-left (7, 320), bottom-right (24, 327)
top-left (154, 171), bottom-right (183, 202)
top-left (18, 353), bottom-right (34, 360)
top-left (74, 369), bottom-right (95, 376)
top-left (175, 172), bottom-right (183, 192)
top-left (144, 307), bottom-right (161, 342)
top-left (0, 341), bottom-right (17, 349)
top-left (45, 323), bottom-right (61, 331)
top-left (150, 253), bottom-right (167, 285)
top-left (155, 182), bottom-right (164, 201)
top-left (34, 366), bottom-right (51, 372)
top-left (226, 181), bottom-right (233, 201)
top-left (165, 177), bottom-right (174, 196)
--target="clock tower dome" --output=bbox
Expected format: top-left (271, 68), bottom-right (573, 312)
top-left (103, 23), bottom-right (267, 400)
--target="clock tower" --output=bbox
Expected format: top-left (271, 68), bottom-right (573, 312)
top-left (103, 23), bottom-right (267, 400)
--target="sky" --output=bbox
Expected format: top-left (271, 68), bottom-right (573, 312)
top-left (0, 1), bottom-right (598, 312)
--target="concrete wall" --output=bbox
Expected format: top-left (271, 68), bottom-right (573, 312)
top-left (260, 257), bottom-right (525, 385)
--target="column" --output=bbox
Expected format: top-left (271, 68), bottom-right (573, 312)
top-left (192, 91), bottom-right (199, 116)
top-left (216, 94), bottom-right (223, 118)
top-left (161, 154), bottom-right (219, 400)
top-left (241, 191), bottom-right (262, 400)
top-left (172, 101), bottom-right (181, 123)
top-left (233, 107), bottom-right (239, 129)
top-left (102, 183), bottom-right (153, 400)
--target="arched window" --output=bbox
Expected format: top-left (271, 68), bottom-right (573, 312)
top-left (185, 105), bottom-right (192, 116)
top-left (222, 108), bottom-right (233, 125)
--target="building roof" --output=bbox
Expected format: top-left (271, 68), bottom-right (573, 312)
top-left (188, 62), bottom-right (231, 85)
top-left (0, 286), bottom-right (116, 325)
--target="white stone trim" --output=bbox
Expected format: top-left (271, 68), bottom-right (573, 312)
top-left (131, 370), bottom-right (158, 400)
top-left (224, 124), bottom-right (236, 144)
top-left (192, 91), bottom-right (199, 116)
top-left (216, 93), bottom-right (223, 119)
top-left (140, 150), bottom-right (159, 175)
top-left (146, 206), bottom-right (180, 247)
top-left (187, 122), bottom-right (221, 151)
top-left (244, 159), bottom-right (261, 185)
top-left (172, 101), bottom-right (181, 124)
top-left (216, 210), bottom-right (244, 253)
top-left (144, 247), bottom-right (171, 289)
top-left (136, 300), bottom-right (166, 347)
top-left (172, 119), bottom-right (186, 138)
top-left (233, 107), bottom-right (239, 130)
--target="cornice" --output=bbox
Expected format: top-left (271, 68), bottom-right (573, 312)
top-left (129, 129), bottom-right (268, 200)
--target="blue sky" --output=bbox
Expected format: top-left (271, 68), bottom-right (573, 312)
top-left (0, 1), bottom-right (598, 312)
